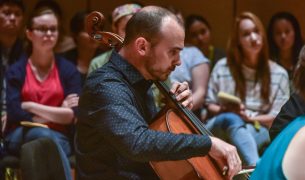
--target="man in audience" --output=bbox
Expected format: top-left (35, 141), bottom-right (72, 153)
top-left (0, 0), bottom-right (24, 178)
top-left (0, 0), bottom-right (24, 136)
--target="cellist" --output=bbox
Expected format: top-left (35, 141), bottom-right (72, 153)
top-left (75, 6), bottom-right (241, 180)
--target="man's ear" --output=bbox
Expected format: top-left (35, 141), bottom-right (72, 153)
top-left (134, 37), bottom-right (149, 56)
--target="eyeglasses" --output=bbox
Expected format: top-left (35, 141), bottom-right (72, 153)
top-left (31, 26), bottom-right (58, 35)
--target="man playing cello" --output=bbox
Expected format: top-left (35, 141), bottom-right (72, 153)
top-left (75, 6), bottom-right (241, 180)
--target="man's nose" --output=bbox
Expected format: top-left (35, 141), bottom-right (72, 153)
top-left (175, 55), bottom-right (181, 66)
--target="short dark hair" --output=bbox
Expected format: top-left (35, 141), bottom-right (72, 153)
top-left (123, 6), bottom-right (182, 46)
top-left (0, 0), bottom-right (25, 12)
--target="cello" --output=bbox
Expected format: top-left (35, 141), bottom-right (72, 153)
top-left (86, 11), bottom-right (251, 180)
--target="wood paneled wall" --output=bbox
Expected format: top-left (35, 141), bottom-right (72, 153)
top-left (25, 0), bottom-right (305, 49)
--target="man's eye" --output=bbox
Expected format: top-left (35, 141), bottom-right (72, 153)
top-left (170, 50), bottom-right (177, 56)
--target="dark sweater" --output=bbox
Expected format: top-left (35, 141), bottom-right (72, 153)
top-left (269, 93), bottom-right (305, 140)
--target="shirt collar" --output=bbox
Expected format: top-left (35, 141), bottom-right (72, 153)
top-left (110, 51), bottom-right (153, 89)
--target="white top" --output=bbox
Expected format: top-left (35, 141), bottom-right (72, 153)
top-left (206, 58), bottom-right (290, 116)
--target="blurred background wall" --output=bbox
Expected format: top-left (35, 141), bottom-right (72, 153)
top-left (25, 0), bottom-right (305, 49)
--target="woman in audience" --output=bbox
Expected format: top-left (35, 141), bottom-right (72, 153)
top-left (63, 10), bottom-right (100, 86)
top-left (205, 12), bottom-right (289, 166)
top-left (251, 45), bottom-right (305, 179)
top-left (33, 0), bottom-right (76, 53)
top-left (185, 14), bottom-right (226, 68)
top-left (170, 46), bottom-right (210, 117)
top-left (267, 12), bottom-right (303, 85)
top-left (270, 45), bottom-right (305, 140)
top-left (4, 6), bottom-right (81, 179)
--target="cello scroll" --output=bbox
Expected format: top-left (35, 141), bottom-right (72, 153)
top-left (85, 11), bottom-right (124, 50)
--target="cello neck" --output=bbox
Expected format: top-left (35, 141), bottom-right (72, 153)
top-left (154, 81), bottom-right (212, 136)
top-left (154, 81), bottom-right (184, 110)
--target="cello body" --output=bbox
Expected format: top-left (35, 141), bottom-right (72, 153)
top-left (149, 102), bottom-right (225, 180)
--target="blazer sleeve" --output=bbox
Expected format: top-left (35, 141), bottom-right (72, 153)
top-left (6, 60), bottom-right (33, 123)
top-left (56, 56), bottom-right (82, 115)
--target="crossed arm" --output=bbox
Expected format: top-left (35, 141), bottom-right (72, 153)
top-left (21, 94), bottom-right (79, 124)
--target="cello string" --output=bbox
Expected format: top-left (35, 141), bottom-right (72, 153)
top-left (157, 81), bottom-right (250, 179)
top-left (156, 81), bottom-right (211, 135)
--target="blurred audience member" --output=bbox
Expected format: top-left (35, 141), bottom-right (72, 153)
top-left (251, 116), bottom-right (305, 179)
top-left (5, 6), bottom-right (81, 179)
top-left (270, 45), bottom-right (305, 140)
top-left (34, 0), bottom-right (75, 53)
top-left (267, 12), bottom-right (303, 81)
top-left (0, 0), bottom-right (24, 66)
top-left (205, 12), bottom-right (289, 166)
top-left (63, 11), bottom-right (100, 86)
top-left (185, 14), bottom-right (225, 68)
top-left (88, 3), bottom-right (141, 73)
top-left (0, 0), bottom-right (25, 133)
top-left (252, 45), bottom-right (305, 179)
top-left (170, 46), bottom-right (209, 117)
